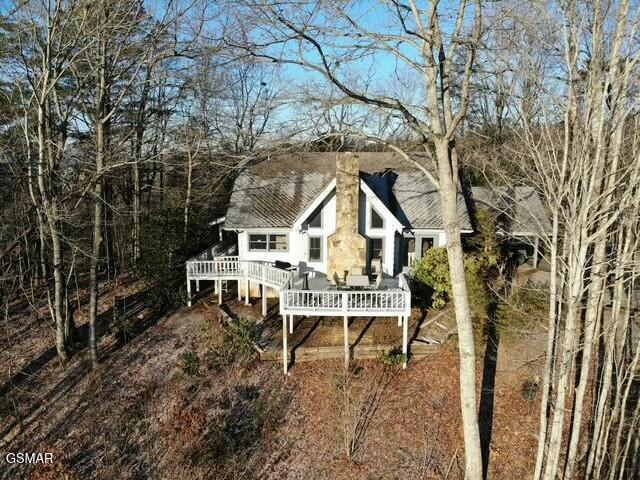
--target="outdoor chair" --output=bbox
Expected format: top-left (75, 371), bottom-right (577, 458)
top-left (371, 258), bottom-right (382, 275)
top-left (374, 271), bottom-right (383, 290)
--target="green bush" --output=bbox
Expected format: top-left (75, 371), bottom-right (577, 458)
top-left (206, 318), bottom-right (258, 369)
top-left (137, 205), bottom-right (184, 312)
top-left (411, 247), bottom-right (450, 309)
top-left (411, 247), bottom-right (492, 322)
top-left (180, 350), bottom-right (201, 377)
top-left (378, 349), bottom-right (407, 368)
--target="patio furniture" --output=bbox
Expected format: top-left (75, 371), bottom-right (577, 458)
top-left (371, 258), bottom-right (382, 274)
top-left (302, 272), bottom-right (310, 290)
top-left (350, 266), bottom-right (365, 275)
top-left (275, 260), bottom-right (297, 271)
top-left (347, 274), bottom-right (370, 288)
top-left (332, 271), bottom-right (343, 286)
top-left (374, 271), bottom-right (383, 290)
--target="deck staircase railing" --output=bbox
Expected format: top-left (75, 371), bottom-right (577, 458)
top-left (186, 256), bottom-right (292, 288)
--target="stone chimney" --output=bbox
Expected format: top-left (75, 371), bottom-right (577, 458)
top-left (327, 152), bottom-right (367, 282)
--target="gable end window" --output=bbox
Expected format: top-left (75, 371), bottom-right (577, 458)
top-left (370, 207), bottom-right (384, 229)
top-left (249, 233), bottom-right (288, 252)
top-left (308, 209), bottom-right (322, 228)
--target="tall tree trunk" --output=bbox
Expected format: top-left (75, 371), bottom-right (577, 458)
top-left (88, 117), bottom-right (105, 369)
top-left (37, 103), bottom-right (70, 364)
top-left (437, 141), bottom-right (482, 480)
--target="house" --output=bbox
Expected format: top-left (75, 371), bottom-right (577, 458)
top-left (186, 151), bottom-right (550, 373)
top-left (223, 151), bottom-right (473, 278)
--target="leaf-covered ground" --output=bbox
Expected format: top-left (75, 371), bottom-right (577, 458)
top-left (1, 283), bottom-right (546, 479)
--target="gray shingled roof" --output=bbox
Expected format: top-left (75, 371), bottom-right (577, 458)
top-left (224, 152), bottom-right (473, 230)
top-left (471, 186), bottom-right (552, 236)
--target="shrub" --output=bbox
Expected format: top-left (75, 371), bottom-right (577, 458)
top-left (411, 247), bottom-right (492, 322)
top-left (521, 377), bottom-right (540, 403)
top-left (180, 350), bottom-right (201, 377)
top-left (411, 247), bottom-right (450, 308)
top-left (466, 207), bottom-right (502, 271)
top-left (206, 318), bottom-right (258, 369)
top-left (378, 349), bottom-right (406, 368)
top-left (496, 283), bottom-right (548, 338)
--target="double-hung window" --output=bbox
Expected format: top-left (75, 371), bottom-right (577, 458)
top-left (248, 233), bottom-right (288, 252)
top-left (308, 237), bottom-right (322, 262)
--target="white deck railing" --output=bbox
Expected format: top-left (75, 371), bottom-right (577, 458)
top-left (279, 289), bottom-right (410, 316)
top-left (187, 254), bottom-right (411, 316)
top-left (186, 257), bottom-right (292, 288)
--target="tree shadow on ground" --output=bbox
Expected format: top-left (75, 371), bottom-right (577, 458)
top-left (0, 282), bottom-right (174, 458)
top-left (478, 308), bottom-right (500, 480)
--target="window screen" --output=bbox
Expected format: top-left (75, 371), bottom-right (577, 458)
top-left (249, 234), bottom-right (267, 251)
top-left (269, 234), bottom-right (288, 251)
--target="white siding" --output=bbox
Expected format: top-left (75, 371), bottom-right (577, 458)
top-left (232, 185), bottom-right (450, 276)
top-left (300, 194), bottom-right (336, 275)
top-left (238, 229), bottom-right (303, 265)
top-left (361, 190), bottom-right (400, 275)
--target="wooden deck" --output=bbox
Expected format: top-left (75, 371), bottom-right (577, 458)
top-left (254, 310), bottom-right (446, 362)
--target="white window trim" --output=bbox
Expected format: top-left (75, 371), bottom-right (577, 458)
top-left (308, 235), bottom-right (323, 262)
top-left (248, 233), bottom-right (289, 252)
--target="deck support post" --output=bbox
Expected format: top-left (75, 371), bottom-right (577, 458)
top-left (186, 275), bottom-right (192, 307)
top-left (245, 279), bottom-right (250, 305)
top-left (282, 314), bottom-right (288, 375)
top-left (196, 280), bottom-right (200, 292)
top-left (397, 315), bottom-right (402, 327)
top-left (214, 279), bottom-right (218, 294)
top-left (262, 284), bottom-right (268, 317)
top-left (218, 280), bottom-right (222, 305)
top-left (344, 315), bottom-right (349, 369)
top-left (237, 280), bottom-right (242, 301)
top-left (402, 315), bottom-right (408, 369)
top-left (533, 236), bottom-right (539, 268)
top-left (289, 314), bottom-right (293, 334)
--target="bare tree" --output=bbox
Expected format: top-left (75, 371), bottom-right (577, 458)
top-left (237, 2), bottom-right (484, 477)
top-left (483, 1), bottom-right (640, 478)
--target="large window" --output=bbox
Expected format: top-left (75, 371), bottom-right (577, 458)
top-left (308, 209), bottom-right (322, 228)
top-left (248, 233), bottom-right (288, 252)
top-left (308, 236), bottom-right (322, 262)
top-left (369, 238), bottom-right (384, 274)
top-left (269, 234), bottom-right (288, 251)
top-left (370, 207), bottom-right (384, 229)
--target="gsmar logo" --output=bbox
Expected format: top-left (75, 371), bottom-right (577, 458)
top-left (4, 452), bottom-right (54, 464)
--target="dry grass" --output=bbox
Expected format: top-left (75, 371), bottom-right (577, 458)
top-left (2, 287), bottom-right (546, 479)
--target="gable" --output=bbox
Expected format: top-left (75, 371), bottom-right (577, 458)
top-left (223, 152), bottom-right (473, 231)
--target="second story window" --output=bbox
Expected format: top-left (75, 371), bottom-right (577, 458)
top-left (308, 209), bottom-right (322, 228)
top-left (370, 207), bottom-right (384, 229)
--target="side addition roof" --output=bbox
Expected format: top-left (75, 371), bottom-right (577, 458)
top-left (471, 186), bottom-right (552, 236)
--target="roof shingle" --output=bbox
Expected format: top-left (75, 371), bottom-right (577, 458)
top-left (225, 152), bottom-right (468, 230)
